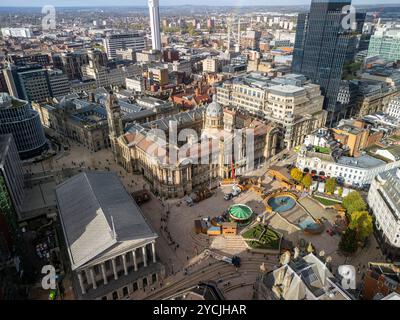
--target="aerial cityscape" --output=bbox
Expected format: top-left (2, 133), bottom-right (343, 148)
top-left (1, 0), bottom-right (400, 306)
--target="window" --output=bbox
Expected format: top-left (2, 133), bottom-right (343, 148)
top-left (122, 287), bottom-right (129, 297)
top-left (112, 291), bottom-right (118, 300)
top-left (133, 282), bottom-right (138, 292)
top-left (152, 274), bottom-right (157, 284)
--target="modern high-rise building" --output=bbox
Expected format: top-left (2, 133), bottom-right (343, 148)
top-left (367, 27), bottom-right (400, 62)
top-left (0, 93), bottom-right (47, 159)
top-left (52, 51), bottom-right (90, 80)
top-left (292, 0), bottom-right (363, 127)
top-left (3, 64), bottom-right (70, 103)
top-left (3, 64), bottom-right (52, 103)
top-left (103, 33), bottom-right (146, 60)
top-left (0, 134), bottom-right (24, 218)
top-left (148, 0), bottom-right (162, 51)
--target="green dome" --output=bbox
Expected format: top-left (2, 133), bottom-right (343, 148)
top-left (229, 204), bottom-right (253, 221)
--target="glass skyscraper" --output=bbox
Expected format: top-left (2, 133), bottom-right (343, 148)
top-left (292, 0), bottom-right (363, 126)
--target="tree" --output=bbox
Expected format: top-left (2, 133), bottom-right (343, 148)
top-left (339, 228), bottom-right (358, 254)
top-left (301, 174), bottom-right (312, 189)
top-left (349, 211), bottom-right (373, 241)
top-left (343, 191), bottom-right (367, 215)
top-left (325, 178), bottom-right (336, 194)
top-left (338, 187), bottom-right (343, 197)
top-left (290, 168), bottom-right (303, 183)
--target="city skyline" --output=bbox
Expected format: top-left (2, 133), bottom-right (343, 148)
top-left (0, 0), bottom-right (398, 7)
top-left (1, 0), bottom-right (400, 305)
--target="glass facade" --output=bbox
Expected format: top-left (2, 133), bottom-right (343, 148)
top-left (292, 0), bottom-right (361, 127)
top-left (368, 28), bottom-right (400, 62)
top-left (0, 94), bottom-right (47, 159)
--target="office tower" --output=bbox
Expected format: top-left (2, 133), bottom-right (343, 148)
top-left (0, 93), bottom-right (47, 159)
top-left (48, 69), bottom-right (71, 98)
top-left (0, 134), bottom-right (24, 219)
top-left (87, 49), bottom-right (109, 68)
top-left (292, 0), bottom-right (364, 126)
top-left (9, 54), bottom-right (51, 67)
top-left (3, 64), bottom-right (52, 103)
top-left (103, 33), bottom-right (146, 60)
top-left (0, 134), bottom-right (25, 280)
top-left (52, 51), bottom-right (90, 80)
top-left (368, 27), bottom-right (400, 62)
top-left (148, 0), bottom-right (162, 51)
top-left (3, 64), bottom-right (70, 102)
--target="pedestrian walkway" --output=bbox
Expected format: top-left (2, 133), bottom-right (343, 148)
top-left (210, 236), bottom-right (248, 255)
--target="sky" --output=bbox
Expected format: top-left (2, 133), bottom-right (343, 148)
top-left (0, 0), bottom-right (398, 7)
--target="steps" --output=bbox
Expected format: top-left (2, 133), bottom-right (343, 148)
top-left (210, 235), bottom-right (248, 255)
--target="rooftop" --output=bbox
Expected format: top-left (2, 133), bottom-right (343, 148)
top-left (337, 154), bottom-right (386, 169)
top-left (263, 253), bottom-right (351, 300)
top-left (56, 172), bottom-right (157, 270)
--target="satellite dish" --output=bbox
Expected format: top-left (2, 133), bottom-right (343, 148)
top-left (319, 250), bottom-right (325, 257)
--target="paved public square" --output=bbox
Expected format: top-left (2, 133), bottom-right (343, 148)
top-left (26, 138), bottom-right (386, 298)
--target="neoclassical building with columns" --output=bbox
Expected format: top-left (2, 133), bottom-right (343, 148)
top-left (107, 92), bottom-right (280, 199)
top-left (56, 172), bottom-right (165, 300)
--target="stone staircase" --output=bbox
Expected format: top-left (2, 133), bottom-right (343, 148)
top-left (210, 235), bottom-right (248, 255)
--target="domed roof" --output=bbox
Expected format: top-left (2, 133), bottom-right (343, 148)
top-left (206, 95), bottom-right (223, 118)
top-left (229, 204), bottom-right (253, 221)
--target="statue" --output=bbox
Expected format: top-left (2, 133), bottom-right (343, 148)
top-left (307, 242), bottom-right (314, 254)
top-left (280, 251), bottom-right (291, 265)
top-left (293, 247), bottom-right (300, 259)
top-left (260, 262), bottom-right (268, 273)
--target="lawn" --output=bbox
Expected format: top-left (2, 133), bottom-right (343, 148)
top-left (242, 225), bottom-right (281, 250)
top-left (313, 146), bottom-right (331, 154)
top-left (314, 196), bottom-right (342, 206)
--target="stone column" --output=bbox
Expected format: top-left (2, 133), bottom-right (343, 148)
top-left (84, 269), bottom-right (91, 285)
top-left (151, 242), bottom-right (156, 263)
top-left (101, 263), bottom-right (108, 285)
top-left (90, 268), bottom-right (97, 290)
top-left (132, 250), bottom-right (138, 271)
top-left (122, 254), bottom-right (128, 276)
top-left (112, 258), bottom-right (118, 280)
top-left (142, 246), bottom-right (148, 267)
top-left (77, 272), bottom-right (86, 295)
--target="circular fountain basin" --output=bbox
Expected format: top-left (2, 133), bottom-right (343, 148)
top-left (268, 196), bottom-right (296, 213)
